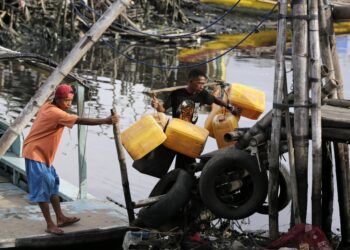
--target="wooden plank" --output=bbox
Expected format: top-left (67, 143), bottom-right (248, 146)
top-left (0, 199), bottom-right (128, 248)
top-left (0, 183), bottom-right (31, 208)
top-left (321, 105), bottom-right (350, 126)
top-left (0, 175), bottom-right (9, 183)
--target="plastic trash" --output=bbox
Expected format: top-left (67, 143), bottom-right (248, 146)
top-left (122, 230), bottom-right (150, 250)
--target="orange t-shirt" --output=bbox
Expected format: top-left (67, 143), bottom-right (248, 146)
top-left (23, 102), bottom-right (78, 166)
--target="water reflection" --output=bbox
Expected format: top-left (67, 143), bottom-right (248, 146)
top-left (0, 33), bottom-right (349, 231)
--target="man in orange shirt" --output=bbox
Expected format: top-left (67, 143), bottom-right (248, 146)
top-left (23, 84), bottom-right (119, 235)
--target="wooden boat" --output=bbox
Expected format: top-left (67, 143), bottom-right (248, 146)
top-left (200, 0), bottom-right (280, 11)
top-left (178, 24), bottom-right (350, 62)
top-left (0, 117), bottom-right (128, 248)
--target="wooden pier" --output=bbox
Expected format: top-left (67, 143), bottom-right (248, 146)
top-left (0, 174), bottom-right (128, 249)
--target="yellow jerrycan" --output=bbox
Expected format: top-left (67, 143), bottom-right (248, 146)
top-left (142, 112), bottom-right (169, 130)
top-left (227, 83), bottom-right (265, 120)
top-left (121, 115), bottom-right (167, 160)
top-left (204, 85), bottom-right (230, 137)
top-left (163, 118), bottom-right (209, 158)
top-left (204, 105), bottom-right (223, 137)
top-left (212, 112), bottom-right (240, 149)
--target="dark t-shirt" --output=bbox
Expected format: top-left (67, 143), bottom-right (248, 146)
top-left (163, 89), bottom-right (215, 124)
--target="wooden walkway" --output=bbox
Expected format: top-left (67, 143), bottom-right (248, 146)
top-left (0, 175), bottom-right (129, 248)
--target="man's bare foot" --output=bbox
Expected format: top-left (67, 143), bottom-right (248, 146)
top-left (45, 225), bottom-right (64, 235)
top-left (57, 216), bottom-right (80, 227)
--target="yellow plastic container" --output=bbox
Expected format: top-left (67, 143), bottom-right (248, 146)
top-left (143, 112), bottom-right (169, 130)
top-left (204, 105), bottom-right (223, 137)
top-left (212, 113), bottom-right (240, 149)
top-left (204, 87), bottom-right (229, 137)
top-left (121, 115), bottom-right (167, 160)
top-left (163, 118), bottom-right (209, 158)
top-left (228, 83), bottom-right (265, 120)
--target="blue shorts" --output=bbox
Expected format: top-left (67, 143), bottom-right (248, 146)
top-left (25, 159), bottom-right (60, 202)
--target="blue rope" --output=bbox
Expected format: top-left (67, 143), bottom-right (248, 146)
top-left (76, 0), bottom-right (242, 39)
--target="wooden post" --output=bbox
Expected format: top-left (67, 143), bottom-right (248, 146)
top-left (77, 84), bottom-right (88, 199)
top-left (283, 68), bottom-right (301, 225)
top-left (309, 0), bottom-right (322, 227)
top-left (321, 141), bottom-right (334, 240)
top-left (268, 0), bottom-right (288, 240)
top-left (292, 0), bottom-right (309, 222)
top-left (111, 108), bottom-right (135, 223)
top-left (0, 0), bottom-right (132, 158)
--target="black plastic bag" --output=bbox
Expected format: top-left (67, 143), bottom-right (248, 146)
top-left (132, 145), bottom-right (176, 178)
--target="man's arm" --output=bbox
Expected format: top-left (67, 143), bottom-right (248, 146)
top-left (213, 96), bottom-right (241, 116)
top-left (151, 96), bottom-right (166, 113)
top-left (75, 115), bottom-right (119, 125)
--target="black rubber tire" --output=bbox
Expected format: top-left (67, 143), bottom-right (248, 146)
top-left (199, 147), bottom-right (268, 220)
top-left (257, 164), bottom-right (291, 214)
top-left (137, 169), bottom-right (194, 228)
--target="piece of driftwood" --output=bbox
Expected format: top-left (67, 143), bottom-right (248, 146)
top-left (132, 195), bottom-right (165, 208)
top-left (143, 81), bottom-right (225, 95)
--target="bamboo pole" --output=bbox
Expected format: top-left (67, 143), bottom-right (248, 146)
top-left (292, 0), bottom-right (309, 222)
top-left (268, 0), bottom-right (288, 240)
top-left (111, 108), bottom-right (135, 223)
top-left (321, 141), bottom-right (334, 240)
top-left (309, 0), bottom-right (322, 227)
top-left (77, 84), bottom-right (88, 199)
top-left (0, 0), bottom-right (132, 158)
top-left (283, 68), bottom-right (301, 225)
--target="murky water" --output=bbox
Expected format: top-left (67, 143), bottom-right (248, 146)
top-left (1, 34), bottom-right (349, 233)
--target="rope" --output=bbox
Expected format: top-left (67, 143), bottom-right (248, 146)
top-left (76, 0), bottom-right (242, 39)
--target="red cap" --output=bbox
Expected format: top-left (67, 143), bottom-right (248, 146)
top-left (55, 84), bottom-right (74, 99)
